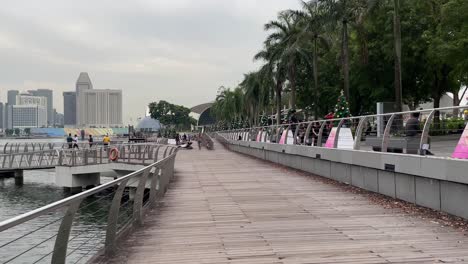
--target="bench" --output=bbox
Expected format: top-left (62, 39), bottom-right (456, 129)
top-left (365, 136), bottom-right (421, 154)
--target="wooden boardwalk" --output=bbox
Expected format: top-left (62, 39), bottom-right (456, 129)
top-left (106, 141), bottom-right (468, 263)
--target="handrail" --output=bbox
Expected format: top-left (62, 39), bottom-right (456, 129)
top-left (0, 143), bottom-right (178, 263)
top-left (218, 105), bottom-right (468, 157)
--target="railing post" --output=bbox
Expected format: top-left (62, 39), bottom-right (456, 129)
top-left (148, 167), bottom-right (159, 206)
top-left (353, 116), bottom-right (369, 150)
top-left (333, 119), bottom-right (346, 148)
top-left (381, 114), bottom-right (396, 153)
top-left (105, 178), bottom-right (129, 256)
top-left (133, 168), bottom-right (150, 226)
top-left (317, 121), bottom-right (327, 147)
top-left (420, 110), bottom-right (435, 154)
top-left (51, 200), bottom-right (82, 264)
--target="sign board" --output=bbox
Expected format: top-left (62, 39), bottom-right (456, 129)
top-left (452, 124), bottom-right (468, 159)
top-left (324, 127), bottom-right (354, 149)
top-left (279, 130), bottom-right (287, 144)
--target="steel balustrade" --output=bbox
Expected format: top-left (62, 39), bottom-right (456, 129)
top-left (0, 144), bottom-right (178, 264)
top-left (0, 143), bottom-right (170, 170)
top-left (217, 105), bottom-right (468, 157)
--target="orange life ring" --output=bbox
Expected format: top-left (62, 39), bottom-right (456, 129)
top-left (109, 148), bottom-right (119, 161)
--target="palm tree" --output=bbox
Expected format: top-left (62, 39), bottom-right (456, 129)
top-left (261, 11), bottom-right (304, 110)
top-left (295, 0), bottom-right (330, 118)
top-left (393, 0), bottom-right (402, 112)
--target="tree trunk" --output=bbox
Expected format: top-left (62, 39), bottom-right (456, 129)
top-left (313, 37), bottom-right (319, 119)
top-left (393, 0), bottom-right (403, 112)
top-left (289, 65), bottom-right (296, 110)
top-left (342, 20), bottom-right (350, 101)
top-left (453, 86), bottom-right (467, 117)
top-left (276, 79), bottom-right (282, 126)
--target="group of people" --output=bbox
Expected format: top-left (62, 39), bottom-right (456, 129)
top-left (66, 133), bottom-right (111, 149)
top-left (175, 133), bottom-right (203, 150)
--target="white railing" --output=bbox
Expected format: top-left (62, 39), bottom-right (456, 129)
top-left (218, 105), bottom-right (468, 158)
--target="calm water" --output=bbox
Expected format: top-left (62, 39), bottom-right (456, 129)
top-left (0, 138), bottom-right (131, 264)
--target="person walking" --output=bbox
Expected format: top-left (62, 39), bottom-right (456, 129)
top-left (66, 133), bottom-right (73, 149)
top-left (175, 133), bottom-right (180, 145)
top-left (103, 134), bottom-right (111, 150)
top-left (197, 134), bottom-right (202, 150)
top-left (73, 134), bottom-right (79, 149)
top-left (88, 134), bottom-right (94, 148)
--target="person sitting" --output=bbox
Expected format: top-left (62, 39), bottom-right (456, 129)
top-left (405, 112), bottom-right (433, 155)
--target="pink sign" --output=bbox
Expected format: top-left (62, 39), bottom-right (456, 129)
top-left (256, 131), bottom-right (262, 142)
top-left (452, 124), bottom-right (468, 159)
top-left (279, 130), bottom-right (287, 144)
top-left (324, 127), bottom-right (337, 148)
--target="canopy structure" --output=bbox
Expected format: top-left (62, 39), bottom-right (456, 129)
top-left (190, 103), bottom-right (216, 126)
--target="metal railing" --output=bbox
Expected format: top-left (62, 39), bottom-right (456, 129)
top-left (0, 138), bottom-right (169, 154)
top-left (218, 105), bottom-right (468, 158)
top-left (200, 133), bottom-right (214, 150)
top-left (0, 144), bottom-right (178, 264)
top-left (0, 143), bottom-right (176, 170)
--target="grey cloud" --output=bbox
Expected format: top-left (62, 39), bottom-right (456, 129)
top-left (0, 0), bottom-right (301, 124)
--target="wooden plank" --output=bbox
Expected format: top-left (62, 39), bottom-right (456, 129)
top-left (104, 141), bottom-right (468, 264)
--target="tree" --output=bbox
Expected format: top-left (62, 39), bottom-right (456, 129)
top-left (393, 0), bottom-right (403, 112)
top-left (14, 128), bottom-right (20, 136)
top-left (24, 128), bottom-right (31, 136)
top-left (296, 0), bottom-right (330, 118)
top-left (148, 100), bottom-right (194, 131)
top-left (333, 90), bottom-right (351, 118)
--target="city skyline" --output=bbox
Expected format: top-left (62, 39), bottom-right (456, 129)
top-left (0, 0), bottom-right (301, 124)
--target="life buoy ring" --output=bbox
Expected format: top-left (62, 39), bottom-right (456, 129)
top-left (109, 148), bottom-right (119, 161)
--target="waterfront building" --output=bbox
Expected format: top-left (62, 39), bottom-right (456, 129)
top-left (83, 89), bottom-right (122, 127)
top-left (28, 89), bottom-right (53, 126)
top-left (54, 109), bottom-right (64, 127)
top-left (76, 72), bottom-right (93, 127)
top-left (16, 94), bottom-right (48, 109)
top-left (11, 105), bottom-right (47, 128)
top-left (63, 91), bottom-right (76, 126)
top-left (5, 90), bottom-right (19, 129)
top-left (7, 90), bottom-right (18, 105)
top-left (72, 72), bottom-right (123, 127)
top-left (0, 102), bottom-right (3, 130)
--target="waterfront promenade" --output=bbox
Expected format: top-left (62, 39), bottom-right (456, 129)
top-left (105, 141), bottom-right (468, 264)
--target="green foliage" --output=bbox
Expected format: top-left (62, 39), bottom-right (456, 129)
top-left (24, 128), bottom-right (31, 135)
top-left (212, 0), bottom-right (467, 126)
top-left (14, 128), bottom-right (20, 136)
top-left (148, 100), bottom-right (193, 131)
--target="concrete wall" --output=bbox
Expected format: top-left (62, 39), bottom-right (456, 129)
top-left (219, 136), bottom-right (468, 219)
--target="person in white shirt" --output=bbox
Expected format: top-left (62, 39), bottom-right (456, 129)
top-left (73, 134), bottom-right (80, 149)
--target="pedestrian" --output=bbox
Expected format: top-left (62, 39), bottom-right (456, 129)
top-left (175, 133), bottom-right (180, 145)
top-left (66, 133), bottom-right (73, 149)
top-left (73, 134), bottom-right (79, 149)
top-left (88, 134), bottom-right (94, 148)
top-left (103, 134), bottom-right (111, 150)
top-left (197, 134), bottom-right (202, 150)
top-left (182, 134), bottom-right (187, 142)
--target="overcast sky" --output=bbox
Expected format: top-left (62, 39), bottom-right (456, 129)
top-left (0, 0), bottom-right (301, 124)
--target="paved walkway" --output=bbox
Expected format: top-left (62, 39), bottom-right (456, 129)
top-left (107, 141), bottom-right (468, 263)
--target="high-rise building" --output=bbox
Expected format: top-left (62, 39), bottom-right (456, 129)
top-left (63, 91), bottom-right (76, 126)
top-left (6, 90), bottom-right (19, 129)
top-left (11, 105), bottom-right (47, 128)
top-left (76, 72), bottom-right (93, 126)
top-left (83, 89), bottom-right (122, 127)
top-left (0, 102), bottom-right (3, 130)
top-left (53, 109), bottom-right (64, 127)
top-left (11, 94), bottom-right (48, 128)
top-left (7, 90), bottom-right (18, 105)
top-left (17, 94), bottom-right (48, 109)
top-left (28, 89), bottom-right (53, 126)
